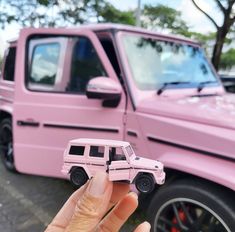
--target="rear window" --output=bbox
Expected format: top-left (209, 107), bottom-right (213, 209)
top-left (69, 146), bottom-right (85, 156)
top-left (3, 46), bottom-right (16, 81)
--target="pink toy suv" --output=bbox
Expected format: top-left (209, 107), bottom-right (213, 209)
top-left (62, 138), bottom-right (165, 193)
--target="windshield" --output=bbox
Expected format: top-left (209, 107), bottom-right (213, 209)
top-left (121, 34), bottom-right (219, 91)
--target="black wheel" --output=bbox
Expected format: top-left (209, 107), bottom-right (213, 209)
top-left (147, 178), bottom-right (235, 232)
top-left (0, 118), bottom-right (16, 172)
top-left (70, 168), bottom-right (88, 188)
top-left (135, 174), bottom-right (155, 194)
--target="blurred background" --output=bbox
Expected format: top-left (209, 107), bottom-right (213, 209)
top-left (0, 0), bottom-right (235, 79)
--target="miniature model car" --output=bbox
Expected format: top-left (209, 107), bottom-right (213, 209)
top-left (62, 138), bottom-right (165, 193)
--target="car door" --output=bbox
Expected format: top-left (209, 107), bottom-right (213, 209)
top-left (13, 28), bottom-right (126, 177)
top-left (86, 145), bottom-right (107, 176)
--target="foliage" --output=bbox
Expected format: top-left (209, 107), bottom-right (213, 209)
top-left (220, 48), bottom-right (235, 70)
top-left (0, 0), bottom-right (135, 28)
top-left (0, 0), bottom-right (59, 28)
top-left (142, 4), bottom-right (189, 36)
top-left (98, 3), bottom-right (135, 25)
top-left (1, 0), bottom-right (235, 70)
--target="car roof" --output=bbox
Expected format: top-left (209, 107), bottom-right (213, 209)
top-left (16, 23), bottom-right (199, 46)
top-left (70, 138), bottom-right (130, 147)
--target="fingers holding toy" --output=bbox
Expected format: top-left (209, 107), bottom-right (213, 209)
top-left (45, 172), bottom-right (144, 232)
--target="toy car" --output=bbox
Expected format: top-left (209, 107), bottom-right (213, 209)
top-left (62, 138), bottom-right (165, 193)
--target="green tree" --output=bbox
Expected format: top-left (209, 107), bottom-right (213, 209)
top-left (98, 3), bottom-right (135, 25)
top-left (142, 4), bottom-right (190, 36)
top-left (191, 0), bottom-right (235, 71)
top-left (0, 0), bottom-right (59, 28)
top-left (220, 48), bottom-right (235, 70)
top-left (0, 0), bottom-right (135, 28)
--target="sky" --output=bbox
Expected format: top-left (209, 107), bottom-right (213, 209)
top-left (0, 0), bottom-right (223, 56)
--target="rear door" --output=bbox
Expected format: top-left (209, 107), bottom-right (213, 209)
top-left (13, 28), bottom-right (126, 177)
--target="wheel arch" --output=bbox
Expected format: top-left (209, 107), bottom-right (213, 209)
top-left (0, 110), bottom-right (12, 123)
top-left (69, 165), bottom-right (91, 179)
top-left (132, 171), bottom-right (155, 185)
top-left (139, 167), bottom-right (235, 210)
top-left (159, 151), bottom-right (235, 191)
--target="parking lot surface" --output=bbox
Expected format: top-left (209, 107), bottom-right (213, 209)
top-left (0, 161), bottom-right (139, 231)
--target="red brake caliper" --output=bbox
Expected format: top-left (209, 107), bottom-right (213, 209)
top-left (171, 210), bottom-right (186, 232)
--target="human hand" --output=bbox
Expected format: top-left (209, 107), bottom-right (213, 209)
top-left (45, 172), bottom-right (151, 232)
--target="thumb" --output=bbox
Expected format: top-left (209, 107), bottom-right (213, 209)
top-left (65, 172), bottom-right (113, 232)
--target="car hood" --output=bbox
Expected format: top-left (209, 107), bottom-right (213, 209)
top-left (137, 93), bottom-right (235, 130)
top-left (136, 93), bottom-right (235, 161)
top-left (131, 157), bottom-right (163, 170)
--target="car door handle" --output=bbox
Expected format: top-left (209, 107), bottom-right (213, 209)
top-left (17, 120), bottom-right (40, 127)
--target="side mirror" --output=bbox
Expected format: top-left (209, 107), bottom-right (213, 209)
top-left (86, 77), bottom-right (122, 107)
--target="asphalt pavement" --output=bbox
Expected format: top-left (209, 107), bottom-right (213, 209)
top-left (0, 161), bottom-right (141, 232)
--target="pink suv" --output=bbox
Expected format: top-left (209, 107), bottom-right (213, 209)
top-left (0, 24), bottom-right (234, 231)
top-left (62, 138), bottom-right (165, 193)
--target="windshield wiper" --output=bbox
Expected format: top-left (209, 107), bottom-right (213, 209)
top-left (197, 81), bottom-right (217, 93)
top-left (157, 82), bottom-right (191, 95)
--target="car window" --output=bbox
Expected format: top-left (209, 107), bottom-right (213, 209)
top-left (89, 146), bottom-right (105, 158)
top-left (67, 37), bottom-right (107, 94)
top-left (69, 145), bottom-right (85, 156)
top-left (29, 43), bottom-right (60, 87)
top-left (27, 36), bottom-right (107, 93)
top-left (3, 46), bottom-right (16, 81)
top-left (109, 147), bottom-right (126, 161)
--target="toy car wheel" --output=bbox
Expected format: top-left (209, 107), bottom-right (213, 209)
top-left (135, 174), bottom-right (155, 193)
top-left (147, 178), bottom-right (235, 232)
top-left (0, 118), bottom-right (16, 172)
top-left (70, 168), bottom-right (88, 188)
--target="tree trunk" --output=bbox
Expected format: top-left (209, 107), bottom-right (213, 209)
top-left (211, 28), bottom-right (226, 71)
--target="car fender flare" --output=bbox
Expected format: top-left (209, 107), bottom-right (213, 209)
top-left (159, 152), bottom-right (235, 191)
top-left (0, 107), bottom-right (13, 117)
top-left (131, 170), bottom-right (155, 184)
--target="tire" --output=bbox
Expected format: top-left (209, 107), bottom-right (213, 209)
top-left (0, 118), bottom-right (16, 172)
top-left (70, 168), bottom-right (88, 188)
top-left (147, 178), bottom-right (235, 232)
top-left (135, 174), bottom-right (155, 194)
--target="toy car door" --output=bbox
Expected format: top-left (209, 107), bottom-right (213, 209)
top-left (108, 147), bottom-right (130, 181)
top-left (86, 145), bottom-right (107, 176)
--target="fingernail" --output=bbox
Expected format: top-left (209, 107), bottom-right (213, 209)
top-left (89, 172), bottom-right (108, 196)
top-left (143, 221), bottom-right (151, 230)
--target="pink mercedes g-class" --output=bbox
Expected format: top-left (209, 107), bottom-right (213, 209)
top-left (0, 24), bottom-right (234, 231)
top-left (62, 138), bottom-right (165, 193)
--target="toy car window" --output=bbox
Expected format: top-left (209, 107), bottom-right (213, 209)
top-left (89, 146), bottom-right (104, 158)
top-left (69, 146), bottom-right (85, 156)
top-left (109, 147), bottom-right (126, 161)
